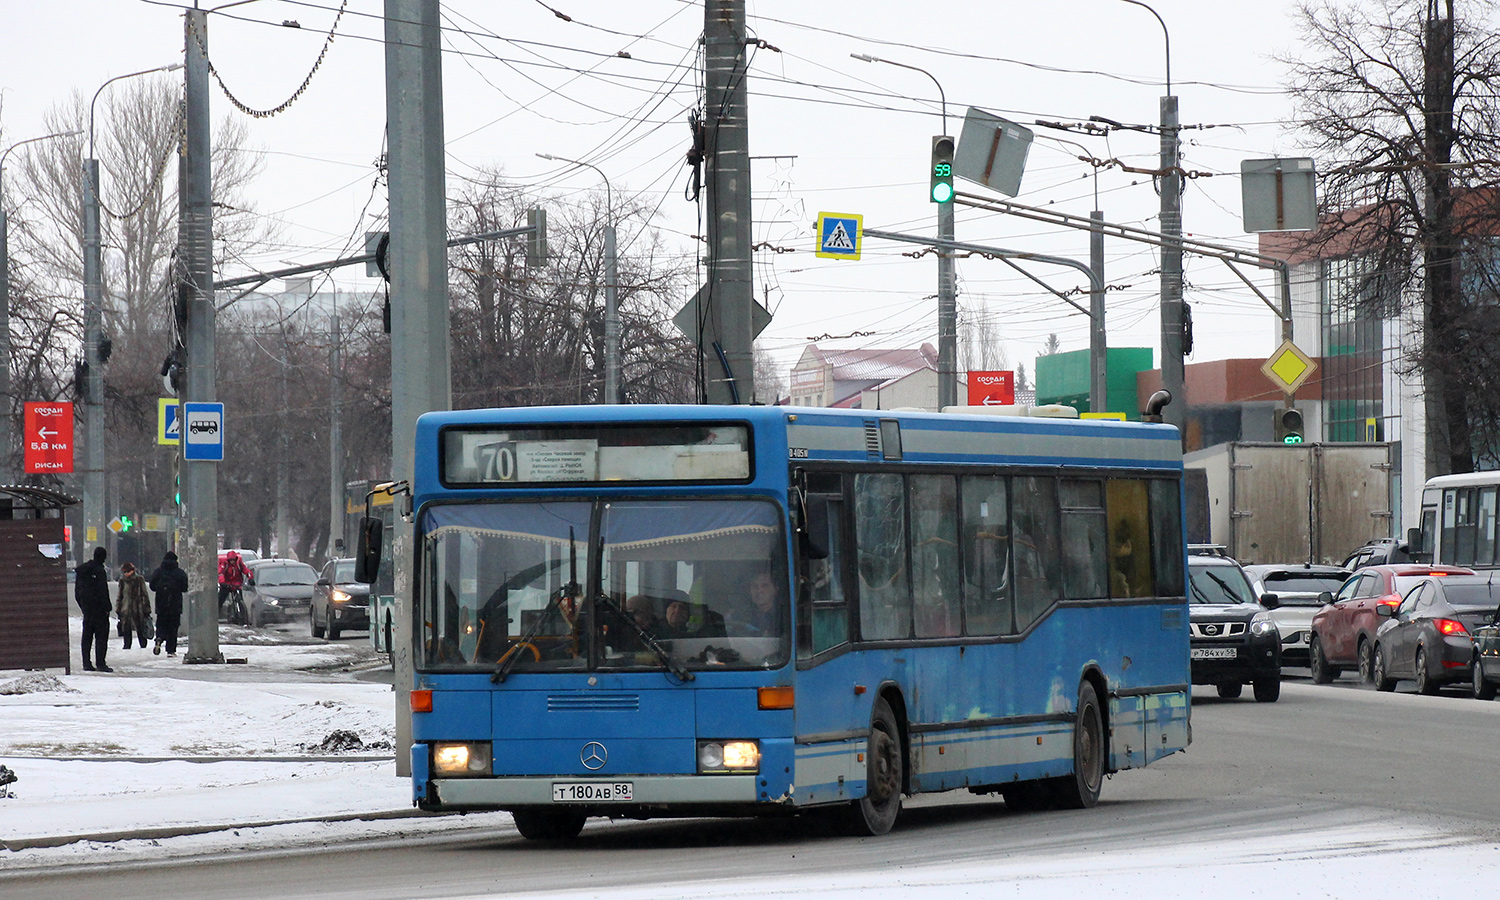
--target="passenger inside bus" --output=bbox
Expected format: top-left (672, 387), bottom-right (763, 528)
top-left (726, 570), bottom-right (782, 636)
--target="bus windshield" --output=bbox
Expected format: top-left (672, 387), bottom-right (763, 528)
top-left (420, 498), bottom-right (788, 673)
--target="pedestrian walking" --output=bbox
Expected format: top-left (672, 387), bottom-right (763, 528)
top-left (148, 551), bottom-right (189, 657)
top-left (74, 546), bottom-right (113, 672)
top-left (116, 562), bottom-right (152, 650)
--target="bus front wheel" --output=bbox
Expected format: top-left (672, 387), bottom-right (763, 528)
top-left (512, 809), bottom-right (586, 841)
top-left (1048, 681), bottom-right (1104, 810)
top-left (841, 697), bottom-right (904, 836)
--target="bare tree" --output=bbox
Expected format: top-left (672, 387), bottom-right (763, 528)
top-left (446, 170), bottom-right (696, 409)
top-left (5, 77), bottom-right (268, 535)
top-left (1282, 0), bottom-right (1500, 472)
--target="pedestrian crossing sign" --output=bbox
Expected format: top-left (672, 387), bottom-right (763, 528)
top-left (158, 398), bottom-right (180, 446)
top-left (815, 212), bottom-right (862, 260)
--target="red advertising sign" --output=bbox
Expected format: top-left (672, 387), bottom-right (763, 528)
top-left (24, 402), bottom-right (74, 474)
top-left (967, 370), bottom-right (1016, 407)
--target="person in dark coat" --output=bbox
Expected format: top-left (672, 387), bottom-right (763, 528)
top-left (148, 551), bottom-right (190, 657)
top-left (74, 546), bottom-right (113, 672)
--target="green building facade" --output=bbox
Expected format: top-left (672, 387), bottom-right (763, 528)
top-left (1035, 348), bottom-right (1154, 420)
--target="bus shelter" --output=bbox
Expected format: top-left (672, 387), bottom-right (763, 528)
top-left (0, 485), bottom-right (79, 672)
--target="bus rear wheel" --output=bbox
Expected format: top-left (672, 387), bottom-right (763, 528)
top-left (841, 697), bottom-right (903, 836)
top-left (512, 809), bottom-right (586, 841)
top-left (1048, 681), bottom-right (1104, 810)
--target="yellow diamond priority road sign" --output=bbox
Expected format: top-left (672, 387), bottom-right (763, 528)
top-left (1261, 339), bottom-right (1317, 395)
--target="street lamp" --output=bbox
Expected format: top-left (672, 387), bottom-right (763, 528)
top-left (851, 53), bottom-right (957, 408)
top-left (0, 129), bottom-right (82, 482)
top-left (1114, 0), bottom-right (1183, 432)
top-left (537, 153), bottom-right (619, 404)
top-left (82, 61), bottom-right (183, 555)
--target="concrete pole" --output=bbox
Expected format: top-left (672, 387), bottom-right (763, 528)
top-left (179, 8), bottom-right (221, 664)
top-left (605, 222), bottom-right (619, 404)
top-left (275, 337), bottom-right (289, 556)
top-left (385, 0), bottom-right (451, 776)
top-left (702, 0), bottom-right (754, 404)
top-left (1159, 94), bottom-right (1185, 432)
top-left (938, 197), bottom-right (957, 409)
top-left (1090, 210), bottom-right (1107, 413)
top-left (82, 159), bottom-right (105, 558)
top-left (328, 311), bottom-right (343, 555)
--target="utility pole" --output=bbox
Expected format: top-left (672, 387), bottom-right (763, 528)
top-left (385, 0), bottom-right (451, 776)
top-left (328, 311), bottom-right (343, 555)
top-left (82, 157), bottom-right (104, 556)
top-left (275, 327), bottom-right (289, 556)
top-left (179, 7), bottom-right (221, 664)
top-left (938, 182), bottom-right (956, 408)
top-left (700, 0), bottom-right (754, 404)
top-left (1160, 91), bottom-right (1185, 433)
top-left (1090, 209), bottom-right (1107, 412)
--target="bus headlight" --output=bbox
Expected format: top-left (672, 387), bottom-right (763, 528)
top-left (697, 740), bottom-right (759, 773)
top-left (433, 741), bottom-right (492, 777)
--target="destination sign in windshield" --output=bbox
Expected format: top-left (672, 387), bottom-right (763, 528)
top-left (442, 423), bottom-right (751, 486)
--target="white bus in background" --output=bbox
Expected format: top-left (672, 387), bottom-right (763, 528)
top-left (1415, 472), bottom-right (1500, 569)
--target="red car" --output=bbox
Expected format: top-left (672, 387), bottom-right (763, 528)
top-left (1309, 564), bottom-right (1474, 683)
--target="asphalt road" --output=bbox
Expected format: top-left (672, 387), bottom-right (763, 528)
top-left (8, 675), bottom-right (1500, 900)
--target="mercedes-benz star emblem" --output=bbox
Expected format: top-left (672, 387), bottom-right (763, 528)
top-left (580, 741), bottom-right (608, 770)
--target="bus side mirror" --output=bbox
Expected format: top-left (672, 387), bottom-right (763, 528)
top-left (1406, 527), bottom-right (1424, 553)
top-left (354, 516), bottom-right (383, 585)
top-left (801, 495), bottom-right (830, 561)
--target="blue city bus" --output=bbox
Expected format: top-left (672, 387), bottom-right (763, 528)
top-left (377, 404), bottom-right (1189, 840)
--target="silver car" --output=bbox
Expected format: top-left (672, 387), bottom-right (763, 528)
top-left (1243, 564), bottom-right (1351, 667)
top-left (243, 559), bottom-right (318, 627)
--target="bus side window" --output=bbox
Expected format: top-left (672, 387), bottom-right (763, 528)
top-left (1011, 476), bottom-right (1062, 630)
top-left (798, 492), bottom-right (849, 658)
top-left (1149, 480), bottom-right (1186, 597)
top-left (1060, 479), bottom-right (1108, 601)
top-left (961, 475), bottom-right (1013, 635)
top-left (854, 473), bottom-right (911, 641)
top-left (910, 474), bottom-right (961, 638)
top-left (1106, 479), bottom-right (1154, 599)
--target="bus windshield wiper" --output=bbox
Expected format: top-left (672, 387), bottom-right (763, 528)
top-left (595, 592), bottom-right (695, 683)
top-left (493, 527), bottom-right (580, 684)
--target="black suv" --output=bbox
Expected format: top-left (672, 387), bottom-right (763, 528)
top-left (1189, 550), bottom-right (1282, 702)
top-left (312, 557), bottom-right (370, 640)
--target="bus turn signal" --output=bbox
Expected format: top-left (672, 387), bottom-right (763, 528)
top-left (758, 686), bottom-right (794, 709)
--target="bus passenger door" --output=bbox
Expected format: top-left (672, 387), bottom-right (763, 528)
top-left (793, 480), bottom-right (861, 805)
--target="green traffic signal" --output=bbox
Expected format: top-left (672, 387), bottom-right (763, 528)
top-left (119, 515), bottom-right (134, 533)
top-left (930, 135), bottom-right (955, 204)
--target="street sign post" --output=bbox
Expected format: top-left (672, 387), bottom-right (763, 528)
top-left (966, 370), bottom-right (1015, 407)
top-left (23, 402), bottom-right (74, 474)
top-left (158, 398), bottom-right (180, 445)
top-left (183, 402), bottom-right (224, 461)
top-left (814, 212), bottom-right (862, 260)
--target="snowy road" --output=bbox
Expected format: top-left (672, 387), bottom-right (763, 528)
top-left (5, 668), bottom-right (1500, 899)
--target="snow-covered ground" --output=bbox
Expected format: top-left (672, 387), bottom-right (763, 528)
top-left (0, 616), bottom-right (513, 871)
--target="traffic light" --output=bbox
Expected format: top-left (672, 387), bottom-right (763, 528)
top-left (1275, 407), bottom-right (1305, 444)
top-left (118, 515), bottom-right (134, 533)
top-left (930, 135), bottom-right (955, 203)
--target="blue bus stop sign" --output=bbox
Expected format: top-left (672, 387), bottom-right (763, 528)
top-left (182, 402), bottom-right (224, 461)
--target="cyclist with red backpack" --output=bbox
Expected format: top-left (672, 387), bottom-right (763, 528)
top-left (218, 550), bottom-right (250, 622)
